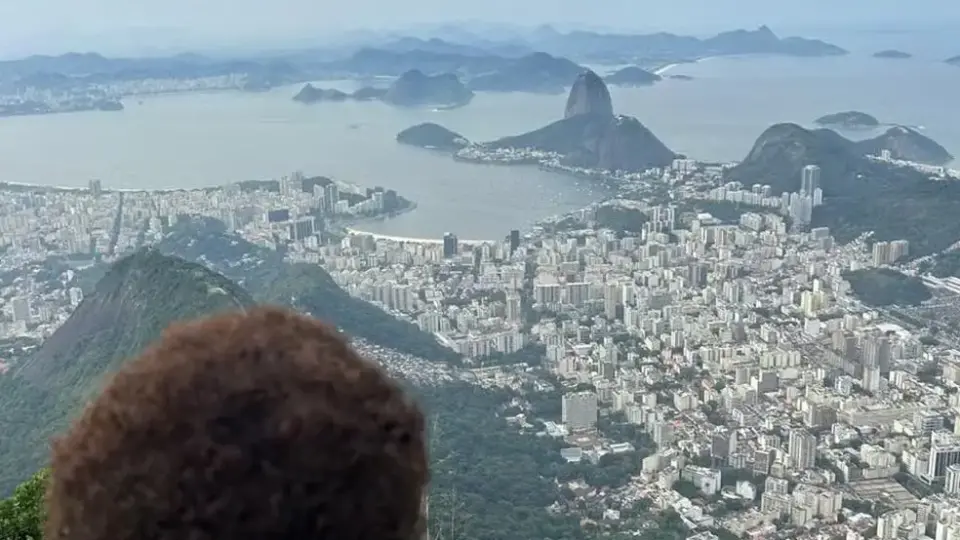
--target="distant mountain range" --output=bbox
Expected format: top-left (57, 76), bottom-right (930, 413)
top-left (522, 24), bottom-right (846, 63)
top-left (726, 123), bottom-right (960, 256)
top-left (0, 25), bottom-right (847, 95)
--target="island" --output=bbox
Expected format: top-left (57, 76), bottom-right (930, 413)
top-left (292, 85), bottom-right (350, 103)
top-left (947, 55), bottom-right (960, 67)
top-left (814, 111), bottom-right (880, 129)
top-left (873, 49), bottom-right (912, 59)
top-left (604, 66), bottom-right (662, 87)
top-left (396, 123), bottom-right (471, 152)
top-left (382, 69), bottom-right (474, 108)
top-left (668, 74), bottom-right (694, 81)
top-left (292, 70), bottom-right (472, 109)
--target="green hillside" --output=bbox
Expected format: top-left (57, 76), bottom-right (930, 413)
top-left (0, 249), bottom-right (255, 493)
top-left (155, 217), bottom-right (460, 363)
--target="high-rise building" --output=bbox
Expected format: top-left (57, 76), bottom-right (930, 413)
top-left (509, 229), bottom-right (520, 253)
top-left (789, 428), bottom-right (817, 470)
top-left (279, 173), bottom-right (304, 197)
top-left (561, 391), bottom-right (598, 432)
top-left (862, 334), bottom-right (891, 375)
top-left (947, 464), bottom-right (960, 494)
top-left (442, 233), bottom-right (458, 258)
top-left (801, 165), bottom-right (821, 195)
top-left (928, 432), bottom-right (960, 480)
top-left (288, 217), bottom-right (316, 241)
top-left (652, 421), bottom-right (675, 447)
top-left (711, 432), bottom-right (732, 461)
top-left (914, 411), bottom-right (944, 438)
top-left (323, 183), bottom-right (340, 213)
top-left (11, 297), bottom-right (30, 323)
top-left (88, 179), bottom-right (102, 196)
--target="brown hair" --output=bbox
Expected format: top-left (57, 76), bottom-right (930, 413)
top-left (46, 306), bottom-right (428, 540)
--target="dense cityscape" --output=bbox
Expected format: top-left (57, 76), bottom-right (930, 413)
top-left (5, 148), bottom-right (960, 540)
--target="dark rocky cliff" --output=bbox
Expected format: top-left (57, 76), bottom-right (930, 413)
top-left (564, 70), bottom-right (614, 119)
top-left (488, 72), bottom-right (674, 172)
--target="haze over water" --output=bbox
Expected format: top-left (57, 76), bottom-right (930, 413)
top-left (0, 50), bottom-right (958, 238)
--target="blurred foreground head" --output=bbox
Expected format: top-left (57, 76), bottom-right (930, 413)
top-left (46, 306), bottom-right (428, 540)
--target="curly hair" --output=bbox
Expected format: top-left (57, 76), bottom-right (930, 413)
top-left (45, 306), bottom-right (428, 540)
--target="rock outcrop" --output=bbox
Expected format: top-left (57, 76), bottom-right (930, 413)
top-left (564, 70), bottom-right (614, 119)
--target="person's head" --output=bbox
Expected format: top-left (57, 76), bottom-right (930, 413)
top-left (46, 306), bottom-right (428, 540)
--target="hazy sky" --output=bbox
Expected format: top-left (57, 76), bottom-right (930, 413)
top-left (0, 0), bottom-right (956, 57)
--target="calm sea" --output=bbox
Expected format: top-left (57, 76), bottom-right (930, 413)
top-left (0, 49), bottom-right (957, 239)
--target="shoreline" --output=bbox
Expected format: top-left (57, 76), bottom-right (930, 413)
top-left (0, 181), bottom-right (204, 193)
top-left (653, 55), bottom-right (718, 76)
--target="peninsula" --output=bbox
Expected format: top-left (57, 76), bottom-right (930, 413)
top-left (814, 111), bottom-right (880, 129)
top-left (396, 70), bottom-right (676, 175)
top-left (0, 98), bottom-right (123, 118)
top-left (873, 49), bottom-right (912, 59)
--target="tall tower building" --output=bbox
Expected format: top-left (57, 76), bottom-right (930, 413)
top-left (442, 233), bottom-right (458, 258)
top-left (789, 428), bottom-right (817, 470)
top-left (801, 165), bottom-right (821, 195)
top-left (322, 183), bottom-right (339, 213)
top-left (11, 297), bottom-right (30, 323)
top-left (561, 391), bottom-right (598, 432)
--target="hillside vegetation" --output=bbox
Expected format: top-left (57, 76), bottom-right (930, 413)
top-left (0, 249), bottom-right (255, 493)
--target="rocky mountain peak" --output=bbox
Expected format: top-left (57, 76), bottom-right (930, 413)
top-left (564, 70), bottom-right (614, 119)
